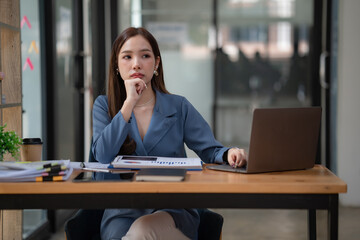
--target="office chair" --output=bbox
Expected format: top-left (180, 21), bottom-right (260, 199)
top-left (65, 139), bottom-right (223, 240)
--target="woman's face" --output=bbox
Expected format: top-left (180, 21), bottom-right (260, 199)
top-left (118, 35), bottom-right (160, 84)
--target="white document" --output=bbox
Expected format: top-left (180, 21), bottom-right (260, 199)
top-left (110, 156), bottom-right (203, 170)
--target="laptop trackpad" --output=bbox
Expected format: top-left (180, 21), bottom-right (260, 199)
top-left (206, 164), bottom-right (247, 173)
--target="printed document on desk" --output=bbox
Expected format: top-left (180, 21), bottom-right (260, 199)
top-left (110, 156), bottom-right (203, 170)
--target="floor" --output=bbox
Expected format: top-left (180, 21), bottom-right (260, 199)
top-left (49, 206), bottom-right (360, 240)
top-left (215, 206), bottom-right (360, 240)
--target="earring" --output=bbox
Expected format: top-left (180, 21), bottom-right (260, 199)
top-left (153, 70), bottom-right (159, 76)
top-left (116, 68), bottom-right (119, 75)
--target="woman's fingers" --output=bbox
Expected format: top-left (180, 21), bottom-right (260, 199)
top-left (125, 78), bottom-right (147, 97)
top-left (228, 148), bottom-right (247, 168)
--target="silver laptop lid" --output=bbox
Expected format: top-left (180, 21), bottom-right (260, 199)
top-left (245, 107), bottom-right (321, 173)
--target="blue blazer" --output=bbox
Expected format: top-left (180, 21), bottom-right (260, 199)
top-left (92, 90), bottom-right (228, 240)
top-left (92, 90), bottom-right (228, 164)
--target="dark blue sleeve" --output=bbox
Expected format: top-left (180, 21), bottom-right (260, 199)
top-left (181, 98), bottom-right (229, 163)
top-left (92, 95), bottom-right (131, 164)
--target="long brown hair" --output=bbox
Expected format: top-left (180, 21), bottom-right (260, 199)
top-left (107, 27), bottom-right (169, 154)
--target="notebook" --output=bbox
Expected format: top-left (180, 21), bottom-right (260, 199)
top-left (207, 107), bottom-right (322, 173)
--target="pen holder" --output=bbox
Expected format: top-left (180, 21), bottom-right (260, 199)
top-left (21, 138), bottom-right (43, 162)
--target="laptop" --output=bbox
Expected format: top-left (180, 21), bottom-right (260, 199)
top-left (207, 107), bottom-right (322, 173)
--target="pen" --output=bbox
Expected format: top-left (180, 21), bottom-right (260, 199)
top-left (82, 167), bottom-right (110, 173)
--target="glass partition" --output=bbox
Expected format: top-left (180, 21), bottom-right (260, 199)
top-left (216, 0), bottom-right (314, 147)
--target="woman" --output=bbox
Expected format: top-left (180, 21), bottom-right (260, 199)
top-left (92, 27), bottom-right (247, 240)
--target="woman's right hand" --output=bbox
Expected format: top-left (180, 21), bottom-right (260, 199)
top-left (227, 147), bottom-right (247, 168)
top-left (123, 78), bottom-right (147, 107)
top-left (120, 78), bottom-right (147, 122)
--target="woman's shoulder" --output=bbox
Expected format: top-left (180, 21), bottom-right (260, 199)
top-left (94, 95), bottom-right (108, 104)
top-left (93, 95), bottom-right (108, 109)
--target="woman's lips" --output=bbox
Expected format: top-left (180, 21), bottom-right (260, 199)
top-left (130, 73), bottom-right (144, 78)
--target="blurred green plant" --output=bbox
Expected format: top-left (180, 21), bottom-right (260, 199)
top-left (0, 124), bottom-right (22, 161)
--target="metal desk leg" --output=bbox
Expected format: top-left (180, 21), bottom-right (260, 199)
top-left (308, 209), bottom-right (317, 240)
top-left (328, 194), bottom-right (339, 240)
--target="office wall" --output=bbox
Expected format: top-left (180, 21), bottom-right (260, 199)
top-left (337, 0), bottom-right (360, 206)
top-left (0, 0), bottom-right (22, 238)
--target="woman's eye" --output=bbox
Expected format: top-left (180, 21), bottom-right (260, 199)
top-left (123, 55), bottom-right (131, 60)
top-left (143, 54), bottom-right (151, 58)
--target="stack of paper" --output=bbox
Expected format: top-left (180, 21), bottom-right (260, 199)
top-left (0, 160), bottom-right (73, 182)
top-left (110, 156), bottom-right (203, 170)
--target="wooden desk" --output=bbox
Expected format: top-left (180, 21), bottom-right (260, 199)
top-left (0, 165), bottom-right (347, 240)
